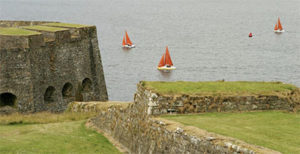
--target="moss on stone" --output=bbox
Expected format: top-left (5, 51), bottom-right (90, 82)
top-left (143, 81), bottom-right (298, 96)
top-left (43, 22), bottom-right (90, 28)
top-left (22, 25), bottom-right (68, 32)
top-left (0, 28), bottom-right (40, 36)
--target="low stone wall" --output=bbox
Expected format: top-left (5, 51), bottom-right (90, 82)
top-left (89, 101), bottom-right (280, 154)
top-left (135, 82), bottom-right (300, 115)
top-left (67, 101), bottom-right (131, 113)
top-left (83, 81), bottom-right (300, 154)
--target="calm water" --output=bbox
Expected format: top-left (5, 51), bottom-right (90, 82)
top-left (1, 0), bottom-right (299, 101)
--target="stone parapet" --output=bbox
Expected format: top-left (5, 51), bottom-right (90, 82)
top-left (135, 82), bottom-right (300, 115)
top-left (0, 21), bottom-right (96, 49)
top-left (89, 101), bottom-right (280, 154)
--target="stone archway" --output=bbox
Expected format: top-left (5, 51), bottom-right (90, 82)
top-left (44, 86), bottom-right (56, 103)
top-left (0, 93), bottom-right (17, 107)
top-left (62, 82), bottom-right (73, 98)
top-left (82, 78), bottom-right (92, 92)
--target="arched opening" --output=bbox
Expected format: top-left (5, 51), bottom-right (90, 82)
top-left (62, 82), bottom-right (73, 98)
top-left (0, 93), bottom-right (17, 107)
top-left (82, 78), bottom-right (92, 92)
top-left (44, 86), bottom-right (56, 103)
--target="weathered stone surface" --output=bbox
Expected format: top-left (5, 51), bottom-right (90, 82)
top-left (134, 82), bottom-right (300, 115)
top-left (88, 99), bottom-right (280, 154)
top-left (0, 21), bottom-right (108, 112)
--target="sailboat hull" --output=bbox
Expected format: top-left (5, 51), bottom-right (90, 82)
top-left (122, 44), bottom-right (135, 48)
top-left (157, 66), bottom-right (176, 70)
top-left (274, 30), bottom-right (285, 33)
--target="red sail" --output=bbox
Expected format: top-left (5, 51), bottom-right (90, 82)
top-left (165, 46), bottom-right (173, 66)
top-left (277, 18), bottom-right (283, 30)
top-left (125, 31), bottom-right (133, 45)
top-left (274, 23), bottom-right (278, 31)
top-left (122, 36), bottom-right (126, 46)
top-left (158, 54), bottom-right (165, 67)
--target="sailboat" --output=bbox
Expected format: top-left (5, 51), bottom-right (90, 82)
top-left (157, 46), bottom-right (176, 70)
top-left (122, 31), bottom-right (135, 48)
top-left (274, 17), bottom-right (284, 33)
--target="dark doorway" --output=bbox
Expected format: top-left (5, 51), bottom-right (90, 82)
top-left (44, 86), bottom-right (56, 103)
top-left (82, 78), bottom-right (92, 92)
top-left (62, 83), bottom-right (73, 98)
top-left (0, 93), bottom-right (17, 107)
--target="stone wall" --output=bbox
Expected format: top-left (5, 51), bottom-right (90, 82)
top-left (87, 81), bottom-right (299, 153)
top-left (135, 82), bottom-right (300, 115)
top-left (88, 100), bottom-right (280, 154)
top-left (0, 21), bottom-right (108, 112)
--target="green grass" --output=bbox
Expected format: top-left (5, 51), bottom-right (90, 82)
top-left (0, 112), bottom-right (98, 125)
top-left (143, 81), bottom-right (298, 95)
top-left (0, 112), bottom-right (120, 153)
top-left (43, 22), bottom-right (90, 28)
top-left (162, 111), bottom-right (300, 154)
top-left (0, 28), bottom-right (40, 36)
top-left (22, 25), bottom-right (68, 32)
top-left (0, 121), bottom-right (120, 154)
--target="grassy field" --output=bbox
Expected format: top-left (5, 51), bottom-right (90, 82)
top-left (162, 111), bottom-right (300, 154)
top-left (0, 28), bottom-right (40, 36)
top-left (143, 81), bottom-right (297, 95)
top-left (0, 112), bottom-right (120, 154)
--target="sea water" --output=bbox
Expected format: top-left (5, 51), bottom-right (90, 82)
top-left (1, 0), bottom-right (299, 101)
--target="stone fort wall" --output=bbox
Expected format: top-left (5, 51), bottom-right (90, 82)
top-left (136, 82), bottom-right (300, 115)
top-left (69, 80), bottom-right (300, 153)
top-left (0, 21), bottom-right (108, 112)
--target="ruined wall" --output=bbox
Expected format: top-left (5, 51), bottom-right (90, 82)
top-left (135, 82), bottom-right (300, 115)
top-left (87, 100), bottom-right (279, 154)
top-left (81, 80), bottom-right (300, 153)
top-left (0, 21), bottom-right (108, 112)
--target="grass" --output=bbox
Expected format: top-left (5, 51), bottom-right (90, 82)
top-left (0, 112), bottom-right (120, 153)
top-left (22, 25), bottom-right (68, 32)
top-left (0, 112), bottom-right (97, 125)
top-left (143, 81), bottom-right (298, 96)
top-left (43, 22), bottom-right (90, 28)
top-left (162, 111), bottom-right (300, 154)
top-left (0, 28), bottom-right (40, 36)
top-left (0, 121), bottom-right (120, 154)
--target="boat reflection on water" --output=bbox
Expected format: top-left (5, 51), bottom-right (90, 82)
top-left (158, 69), bottom-right (173, 79)
top-left (122, 47), bottom-right (131, 51)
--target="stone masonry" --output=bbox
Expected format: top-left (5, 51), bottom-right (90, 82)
top-left (135, 82), bottom-right (300, 115)
top-left (0, 20), bottom-right (108, 112)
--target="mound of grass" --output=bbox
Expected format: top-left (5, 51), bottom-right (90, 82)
top-left (0, 112), bottom-right (97, 125)
top-left (0, 121), bottom-right (120, 154)
top-left (162, 111), bottom-right (300, 154)
top-left (22, 25), bottom-right (67, 32)
top-left (43, 22), bottom-right (90, 28)
top-left (143, 81), bottom-right (297, 96)
top-left (0, 28), bottom-right (40, 36)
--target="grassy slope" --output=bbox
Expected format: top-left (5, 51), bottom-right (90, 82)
top-left (0, 28), bottom-right (40, 36)
top-left (0, 112), bottom-right (120, 154)
top-left (144, 81), bottom-right (297, 95)
top-left (22, 25), bottom-right (68, 32)
top-left (162, 111), bottom-right (300, 154)
top-left (43, 22), bottom-right (90, 28)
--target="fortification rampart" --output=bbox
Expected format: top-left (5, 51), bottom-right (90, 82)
top-left (80, 98), bottom-right (280, 153)
top-left (76, 81), bottom-right (300, 154)
top-left (0, 21), bottom-right (108, 112)
top-left (136, 82), bottom-right (300, 115)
